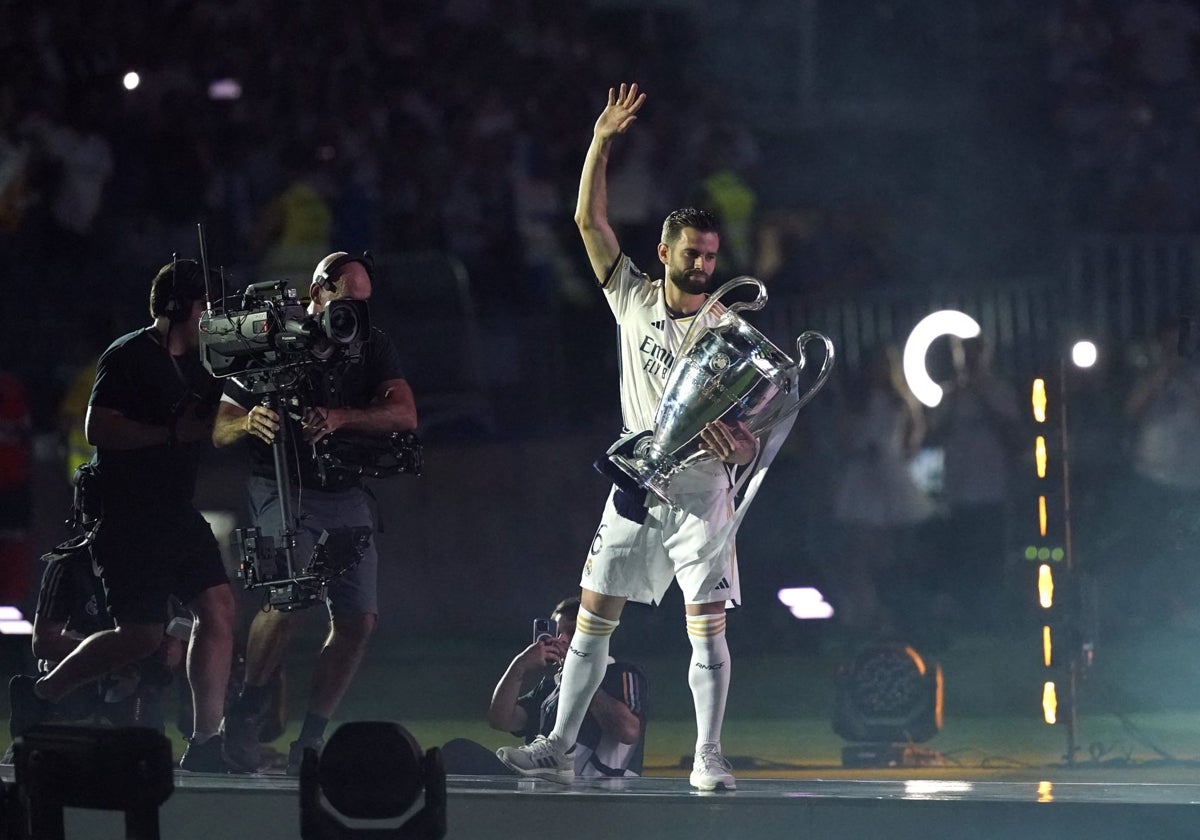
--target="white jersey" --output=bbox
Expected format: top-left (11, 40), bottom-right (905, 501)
top-left (602, 254), bottom-right (703, 436)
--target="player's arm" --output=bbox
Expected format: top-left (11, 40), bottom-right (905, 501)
top-left (699, 419), bottom-right (758, 467)
top-left (575, 83), bottom-right (645, 283)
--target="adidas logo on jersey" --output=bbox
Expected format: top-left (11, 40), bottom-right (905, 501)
top-left (714, 577), bottom-right (731, 591)
top-left (650, 320), bottom-right (665, 330)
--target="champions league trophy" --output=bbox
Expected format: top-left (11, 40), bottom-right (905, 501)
top-left (609, 276), bottom-right (834, 508)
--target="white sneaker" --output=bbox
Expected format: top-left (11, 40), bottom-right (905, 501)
top-left (496, 735), bottom-right (574, 783)
top-left (690, 744), bottom-right (737, 791)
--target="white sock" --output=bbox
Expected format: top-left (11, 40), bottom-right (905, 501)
top-left (687, 612), bottom-right (730, 752)
top-left (548, 607), bottom-right (619, 750)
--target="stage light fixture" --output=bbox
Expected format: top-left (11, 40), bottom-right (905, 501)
top-left (300, 720), bottom-right (447, 840)
top-left (833, 643), bottom-right (944, 768)
top-left (12, 724), bottom-right (174, 840)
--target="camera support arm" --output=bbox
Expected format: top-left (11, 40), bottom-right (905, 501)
top-left (264, 392), bottom-right (300, 582)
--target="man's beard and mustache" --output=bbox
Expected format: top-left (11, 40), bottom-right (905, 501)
top-left (668, 266), bottom-right (710, 295)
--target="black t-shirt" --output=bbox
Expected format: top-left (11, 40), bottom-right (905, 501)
top-left (35, 550), bottom-right (111, 637)
top-left (223, 327), bottom-right (406, 491)
top-left (88, 327), bottom-right (222, 512)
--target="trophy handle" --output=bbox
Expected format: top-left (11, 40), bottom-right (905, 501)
top-left (677, 276), bottom-right (767, 356)
top-left (787, 330), bottom-right (836, 417)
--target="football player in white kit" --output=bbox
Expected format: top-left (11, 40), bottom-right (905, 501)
top-left (497, 83), bottom-right (757, 791)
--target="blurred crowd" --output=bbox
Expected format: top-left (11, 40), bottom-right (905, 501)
top-left (0, 1), bottom-right (693, 426)
top-left (1047, 0), bottom-right (1200, 233)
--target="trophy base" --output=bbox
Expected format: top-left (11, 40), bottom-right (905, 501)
top-left (606, 431), bottom-right (679, 510)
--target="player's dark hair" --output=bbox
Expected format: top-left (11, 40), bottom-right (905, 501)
top-left (661, 207), bottom-right (720, 246)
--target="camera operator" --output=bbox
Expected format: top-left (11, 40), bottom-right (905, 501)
top-left (7, 260), bottom-right (239, 773)
top-left (441, 597), bottom-right (647, 777)
top-left (213, 251), bottom-right (417, 774)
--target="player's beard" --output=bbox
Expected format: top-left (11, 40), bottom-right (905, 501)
top-left (669, 266), bottom-right (709, 296)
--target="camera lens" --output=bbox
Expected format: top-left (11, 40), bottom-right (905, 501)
top-left (325, 301), bottom-right (363, 344)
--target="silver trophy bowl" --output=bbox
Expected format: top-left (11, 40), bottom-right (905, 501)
top-left (609, 276), bottom-right (834, 508)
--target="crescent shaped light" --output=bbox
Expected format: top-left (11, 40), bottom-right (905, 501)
top-left (903, 310), bottom-right (981, 407)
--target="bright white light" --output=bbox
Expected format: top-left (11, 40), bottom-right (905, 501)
top-left (903, 310), bottom-right (981, 408)
top-left (777, 587), bottom-right (834, 620)
top-left (122, 71), bottom-right (140, 91)
top-left (0, 605), bottom-right (31, 635)
top-left (1071, 341), bottom-right (1097, 369)
top-left (904, 780), bottom-right (974, 797)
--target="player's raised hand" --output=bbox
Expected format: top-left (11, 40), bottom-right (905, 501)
top-left (594, 82), bottom-right (646, 141)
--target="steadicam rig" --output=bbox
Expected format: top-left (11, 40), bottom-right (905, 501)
top-left (232, 524), bottom-right (373, 612)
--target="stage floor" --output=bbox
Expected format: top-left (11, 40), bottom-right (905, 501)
top-left (7, 766), bottom-right (1200, 840)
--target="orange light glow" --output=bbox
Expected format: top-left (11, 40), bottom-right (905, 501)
top-left (1038, 495), bottom-right (1048, 537)
top-left (1043, 681), bottom-right (1057, 724)
top-left (1035, 435), bottom-right (1047, 478)
top-left (1043, 624), bottom-right (1052, 667)
top-left (1032, 378), bottom-right (1047, 423)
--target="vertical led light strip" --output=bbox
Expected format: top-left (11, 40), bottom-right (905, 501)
top-left (1033, 378), bottom-right (1056, 725)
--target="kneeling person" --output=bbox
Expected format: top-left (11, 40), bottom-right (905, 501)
top-left (491, 597), bottom-right (646, 781)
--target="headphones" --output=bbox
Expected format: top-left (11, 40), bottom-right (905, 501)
top-left (156, 258), bottom-right (207, 323)
top-left (312, 250), bottom-right (375, 292)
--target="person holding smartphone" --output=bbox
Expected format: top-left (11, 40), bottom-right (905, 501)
top-left (441, 597), bottom-right (647, 777)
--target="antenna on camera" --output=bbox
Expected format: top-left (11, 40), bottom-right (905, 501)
top-left (196, 221), bottom-right (219, 311)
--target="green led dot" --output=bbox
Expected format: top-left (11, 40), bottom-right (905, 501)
top-left (1038, 547), bottom-right (1052, 561)
top-left (1025, 546), bottom-right (1038, 560)
top-left (1051, 547), bottom-right (1065, 561)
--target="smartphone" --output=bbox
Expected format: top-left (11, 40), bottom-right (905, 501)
top-left (532, 617), bottom-right (558, 644)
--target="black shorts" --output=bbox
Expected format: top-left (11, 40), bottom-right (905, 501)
top-left (91, 507), bottom-right (229, 625)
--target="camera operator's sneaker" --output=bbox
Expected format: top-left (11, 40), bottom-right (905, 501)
top-left (180, 734), bottom-right (237, 773)
top-left (690, 744), bottom-right (737, 791)
top-left (496, 735), bottom-right (574, 783)
top-left (221, 709), bottom-right (264, 773)
top-left (286, 738), bottom-right (323, 776)
top-left (8, 675), bottom-right (55, 739)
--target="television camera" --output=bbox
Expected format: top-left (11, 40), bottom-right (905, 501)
top-left (194, 242), bottom-right (421, 612)
top-left (199, 278), bottom-right (370, 388)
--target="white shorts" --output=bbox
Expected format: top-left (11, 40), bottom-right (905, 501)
top-left (581, 484), bottom-right (741, 607)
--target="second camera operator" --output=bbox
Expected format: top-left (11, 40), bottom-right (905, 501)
top-left (7, 260), bottom-right (239, 773)
top-left (213, 251), bottom-right (417, 774)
